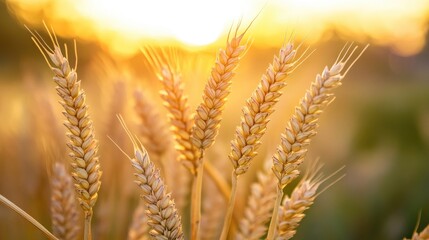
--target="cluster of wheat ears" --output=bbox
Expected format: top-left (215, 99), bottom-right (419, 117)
top-left (0, 21), bottom-right (427, 240)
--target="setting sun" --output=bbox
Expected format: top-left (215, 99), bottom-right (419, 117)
top-left (5, 0), bottom-right (429, 56)
top-left (74, 0), bottom-right (244, 46)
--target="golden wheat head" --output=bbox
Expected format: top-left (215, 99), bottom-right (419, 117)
top-left (115, 116), bottom-right (184, 240)
top-left (191, 23), bottom-right (250, 158)
top-left (28, 25), bottom-right (102, 217)
top-left (50, 162), bottom-right (80, 240)
top-left (272, 44), bottom-right (368, 189)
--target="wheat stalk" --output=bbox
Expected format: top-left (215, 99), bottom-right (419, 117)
top-left (28, 25), bottom-right (102, 240)
top-left (200, 169), bottom-right (227, 240)
top-left (114, 116), bottom-right (184, 240)
top-left (220, 41), bottom-right (303, 239)
top-left (0, 194), bottom-right (59, 240)
top-left (50, 162), bottom-right (80, 240)
top-left (266, 44), bottom-right (368, 239)
top-left (236, 161), bottom-right (277, 240)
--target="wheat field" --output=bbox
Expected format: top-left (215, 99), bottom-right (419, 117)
top-left (1, 3), bottom-right (429, 240)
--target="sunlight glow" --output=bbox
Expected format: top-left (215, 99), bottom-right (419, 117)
top-left (5, 0), bottom-right (429, 56)
top-left (75, 0), bottom-right (243, 46)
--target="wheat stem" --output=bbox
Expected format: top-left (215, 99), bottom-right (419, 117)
top-left (84, 213), bottom-right (92, 240)
top-left (237, 161), bottom-right (277, 240)
top-left (219, 173), bottom-right (238, 240)
top-left (191, 160), bottom-right (204, 240)
top-left (204, 161), bottom-right (231, 201)
top-left (266, 187), bottom-right (284, 240)
top-left (0, 194), bottom-right (59, 240)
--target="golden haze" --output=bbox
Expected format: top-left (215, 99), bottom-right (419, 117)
top-left (5, 0), bottom-right (429, 56)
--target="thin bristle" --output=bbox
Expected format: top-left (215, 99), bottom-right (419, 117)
top-left (29, 34), bottom-right (53, 68)
top-left (316, 173), bottom-right (345, 198)
top-left (117, 115), bottom-right (138, 151)
top-left (290, 47), bottom-right (314, 73)
top-left (73, 40), bottom-right (78, 70)
top-left (343, 44), bottom-right (369, 76)
top-left (107, 135), bottom-right (131, 161)
top-left (335, 42), bottom-right (351, 65)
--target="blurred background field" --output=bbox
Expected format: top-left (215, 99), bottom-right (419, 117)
top-left (0, 0), bottom-right (429, 239)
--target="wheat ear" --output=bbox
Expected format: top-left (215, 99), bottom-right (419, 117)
top-left (128, 204), bottom-right (150, 240)
top-left (411, 225), bottom-right (429, 240)
top-left (134, 88), bottom-right (190, 211)
top-left (142, 48), bottom-right (198, 173)
top-left (115, 116), bottom-right (184, 240)
top-left (192, 22), bottom-right (251, 240)
top-left (220, 41), bottom-right (303, 240)
top-left (271, 44), bottom-right (368, 188)
top-left (405, 215), bottom-right (429, 240)
top-left (266, 44), bottom-right (368, 240)
top-left (143, 49), bottom-right (232, 239)
top-left (276, 159), bottom-right (344, 239)
top-left (236, 161), bottom-right (277, 240)
top-left (134, 89), bottom-right (172, 169)
top-left (191, 23), bottom-right (249, 153)
top-left (51, 162), bottom-right (80, 240)
top-left (143, 49), bottom-right (230, 202)
top-left (230, 41), bottom-right (304, 175)
top-left (28, 25), bottom-right (102, 240)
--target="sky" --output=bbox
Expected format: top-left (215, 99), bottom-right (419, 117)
top-left (5, 0), bottom-right (429, 56)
